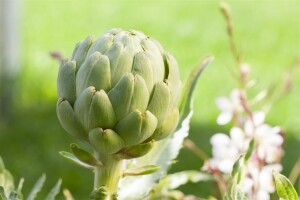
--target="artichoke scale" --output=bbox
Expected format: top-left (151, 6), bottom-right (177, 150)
top-left (115, 110), bottom-right (142, 147)
top-left (129, 75), bottom-right (149, 113)
top-left (57, 61), bottom-right (76, 106)
top-left (163, 53), bottom-right (182, 110)
top-left (57, 99), bottom-right (87, 140)
top-left (132, 52), bottom-right (154, 93)
top-left (74, 86), bottom-right (96, 130)
top-left (122, 34), bottom-right (143, 52)
top-left (140, 111), bottom-right (158, 142)
top-left (73, 36), bottom-right (93, 71)
top-left (86, 34), bottom-right (114, 57)
top-left (105, 42), bottom-right (124, 79)
top-left (147, 82), bottom-right (170, 123)
top-left (89, 128), bottom-right (125, 154)
top-left (151, 108), bottom-right (179, 141)
top-left (111, 45), bottom-right (135, 87)
top-left (114, 140), bottom-right (154, 159)
top-left (76, 52), bottom-right (111, 95)
top-left (144, 51), bottom-right (164, 84)
top-left (108, 73), bottom-right (134, 121)
top-left (71, 42), bottom-right (81, 59)
top-left (88, 90), bottom-right (116, 130)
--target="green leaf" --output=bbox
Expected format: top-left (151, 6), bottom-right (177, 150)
top-left (114, 141), bottom-right (154, 159)
top-left (231, 154), bottom-right (245, 184)
top-left (8, 191), bottom-right (19, 200)
top-left (223, 155), bottom-right (248, 200)
top-left (0, 186), bottom-right (8, 200)
top-left (90, 186), bottom-right (117, 200)
top-left (59, 151), bottom-right (94, 169)
top-left (178, 56), bottom-right (214, 123)
top-left (150, 171), bottom-right (213, 200)
top-left (27, 174), bottom-right (46, 200)
top-left (90, 187), bottom-right (107, 200)
top-left (157, 170), bottom-right (213, 191)
top-left (223, 178), bottom-right (247, 200)
top-left (0, 158), bottom-right (5, 172)
top-left (272, 170), bottom-right (298, 200)
top-left (70, 143), bottom-right (103, 167)
top-left (118, 56), bottom-right (213, 200)
top-left (123, 165), bottom-right (160, 177)
top-left (62, 189), bottom-right (74, 200)
top-left (244, 139), bottom-right (255, 162)
top-left (0, 157), bottom-right (15, 198)
top-left (45, 179), bottom-right (62, 200)
top-left (16, 178), bottom-right (24, 200)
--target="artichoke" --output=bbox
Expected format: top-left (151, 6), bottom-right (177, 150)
top-left (57, 28), bottom-right (182, 157)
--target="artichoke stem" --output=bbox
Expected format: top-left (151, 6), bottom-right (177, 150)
top-left (94, 153), bottom-right (123, 199)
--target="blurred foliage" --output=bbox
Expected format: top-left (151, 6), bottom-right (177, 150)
top-left (0, 0), bottom-right (299, 199)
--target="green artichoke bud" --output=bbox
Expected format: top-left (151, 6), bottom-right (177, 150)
top-left (57, 28), bottom-right (182, 157)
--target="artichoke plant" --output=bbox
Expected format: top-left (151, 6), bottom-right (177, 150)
top-left (56, 28), bottom-right (182, 197)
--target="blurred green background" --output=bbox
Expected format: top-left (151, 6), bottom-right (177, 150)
top-left (0, 0), bottom-right (299, 199)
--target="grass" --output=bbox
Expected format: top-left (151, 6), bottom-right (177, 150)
top-left (0, 0), bottom-right (299, 198)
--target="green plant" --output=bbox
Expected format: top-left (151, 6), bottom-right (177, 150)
top-left (56, 28), bottom-right (211, 199)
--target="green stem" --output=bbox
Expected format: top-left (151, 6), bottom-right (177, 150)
top-left (94, 153), bottom-right (123, 199)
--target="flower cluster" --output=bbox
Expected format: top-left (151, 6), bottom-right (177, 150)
top-left (204, 88), bottom-right (284, 200)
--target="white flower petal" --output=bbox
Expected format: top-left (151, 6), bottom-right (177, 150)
top-left (241, 63), bottom-right (250, 75)
top-left (265, 148), bottom-right (283, 163)
top-left (242, 177), bottom-right (254, 193)
top-left (230, 89), bottom-right (241, 105)
top-left (253, 111), bottom-right (265, 126)
top-left (259, 170), bottom-right (274, 192)
top-left (230, 127), bottom-right (246, 149)
top-left (268, 134), bottom-right (284, 146)
top-left (256, 190), bottom-right (270, 200)
top-left (218, 159), bottom-right (234, 173)
top-left (259, 164), bottom-right (282, 193)
top-left (271, 126), bottom-right (281, 134)
top-left (210, 133), bottom-right (230, 146)
top-left (244, 120), bottom-right (254, 136)
top-left (216, 97), bottom-right (232, 111)
top-left (217, 112), bottom-right (233, 125)
top-left (230, 127), bottom-right (244, 141)
top-left (226, 146), bottom-right (239, 159)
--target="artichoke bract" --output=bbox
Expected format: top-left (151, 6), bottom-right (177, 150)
top-left (57, 28), bottom-right (182, 157)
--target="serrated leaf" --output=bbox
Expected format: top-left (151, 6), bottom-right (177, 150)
top-left (123, 165), bottom-right (160, 177)
top-left (157, 170), bottom-right (213, 191)
top-left (45, 179), bottom-right (62, 200)
top-left (272, 170), bottom-right (298, 200)
top-left (27, 174), bottom-right (46, 200)
top-left (118, 56), bottom-right (213, 200)
top-left (150, 171), bottom-right (213, 200)
top-left (70, 143), bottom-right (103, 167)
top-left (59, 151), bottom-right (94, 169)
top-left (178, 56), bottom-right (214, 123)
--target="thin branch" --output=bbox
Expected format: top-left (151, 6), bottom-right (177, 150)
top-left (183, 139), bottom-right (209, 161)
top-left (288, 158), bottom-right (300, 185)
top-left (50, 51), bottom-right (65, 62)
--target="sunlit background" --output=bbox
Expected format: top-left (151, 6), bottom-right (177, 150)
top-left (0, 0), bottom-right (299, 198)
